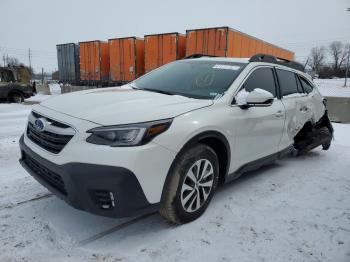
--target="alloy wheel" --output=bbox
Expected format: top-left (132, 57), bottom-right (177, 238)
top-left (180, 159), bottom-right (214, 213)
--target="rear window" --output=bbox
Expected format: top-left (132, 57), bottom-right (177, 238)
top-left (277, 69), bottom-right (299, 96)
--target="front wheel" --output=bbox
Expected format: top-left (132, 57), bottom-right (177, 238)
top-left (8, 92), bottom-right (24, 103)
top-left (160, 144), bottom-right (219, 224)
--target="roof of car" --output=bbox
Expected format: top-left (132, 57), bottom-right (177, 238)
top-left (183, 54), bottom-right (306, 74)
top-left (184, 56), bottom-right (250, 63)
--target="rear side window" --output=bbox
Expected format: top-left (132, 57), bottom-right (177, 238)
top-left (277, 69), bottom-right (299, 96)
top-left (299, 76), bottom-right (314, 94)
top-left (243, 68), bottom-right (276, 97)
top-left (295, 75), bottom-right (305, 93)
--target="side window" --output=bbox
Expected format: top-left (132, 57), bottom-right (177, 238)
top-left (243, 68), bottom-right (276, 97)
top-left (299, 76), bottom-right (314, 94)
top-left (276, 69), bottom-right (299, 96)
top-left (295, 74), bottom-right (305, 93)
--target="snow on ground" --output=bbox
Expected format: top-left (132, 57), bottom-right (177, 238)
top-left (25, 83), bottom-right (61, 104)
top-left (49, 83), bottom-right (62, 95)
top-left (25, 93), bottom-right (53, 103)
top-left (0, 86), bottom-right (350, 261)
top-left (315, 78), bottom-right (350, 98)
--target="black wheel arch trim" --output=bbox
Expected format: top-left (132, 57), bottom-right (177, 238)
top-left (7, 89), bottom-right (25, 98)
top-left (160, 130), bottom-right (231, 203)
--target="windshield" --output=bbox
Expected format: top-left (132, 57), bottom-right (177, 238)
top-left (133, 60), bottom-right (246, 99)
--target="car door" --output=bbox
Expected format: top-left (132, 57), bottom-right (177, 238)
top-left (298, 75), bottom-right (325, 122)
top-left (230, 67), bottom-right (286, 171)
top-left (276, 68), bottom-right (311, 151)
top-left (295, 74), bottom-right (313, 121)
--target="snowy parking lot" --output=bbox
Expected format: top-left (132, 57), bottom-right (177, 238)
top-left (315, 78), bottom-right (350, 98)
top-left (0, 83), bottom-right (350, 261)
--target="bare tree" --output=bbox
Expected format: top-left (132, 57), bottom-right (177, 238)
top-left (7, 56), bottom-right (20, 66)
top-left (329, 41), bottom-right (348, 71)
top-left (2, 56), bottom-right (20, 67)
top-left (308, 46), bottom-right (326, 73)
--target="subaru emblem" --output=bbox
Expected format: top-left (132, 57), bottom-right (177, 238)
top-left (34, 118), bottom-right (46, 132)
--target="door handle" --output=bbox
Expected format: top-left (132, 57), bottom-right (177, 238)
top-left (275, 110), bottom-right (284, 118)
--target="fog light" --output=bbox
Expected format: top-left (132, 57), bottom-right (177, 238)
top-left (91, 190), bottom-right (116, 210)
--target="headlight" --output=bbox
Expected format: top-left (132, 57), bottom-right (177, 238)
top-left (86, 119), bottom-right (173, 147)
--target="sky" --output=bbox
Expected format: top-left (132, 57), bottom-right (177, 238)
top-left (0, 0), bottom-right (349, 73)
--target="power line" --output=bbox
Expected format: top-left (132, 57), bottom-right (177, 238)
top-left (0, 46), bottom-right (56, 57)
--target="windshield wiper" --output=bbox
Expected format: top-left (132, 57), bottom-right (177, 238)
top-left (140, 88), bottom-right (175, 96)
top-left (129, 83), bottom-right (139, 90)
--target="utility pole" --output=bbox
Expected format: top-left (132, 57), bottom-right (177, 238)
top-left (28, 48), bottom-right (32, 73)
top-left (41, 67), bottom-right (44, 85)
top-left (344, 44), bottom-right (350, 87)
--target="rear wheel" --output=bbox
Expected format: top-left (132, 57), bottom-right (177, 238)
top-left (160, 144), bottom-right (219, 224)
top-left (320, 127), bottom-right (332, 150)
top-left (8, 92), bottom-right (24, 103)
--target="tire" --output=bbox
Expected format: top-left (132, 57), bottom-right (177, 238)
top-left (160, 144), bottom-right (219, 224)
top-left (320, 126), bottom-right (332, 150)
top-left (8, 92), bottom-right (24, 103)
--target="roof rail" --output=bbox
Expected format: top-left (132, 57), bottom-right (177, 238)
top-left (183, 54), bottom-right (217, 59)
top-left (249, 54), bottom-right (305, 72)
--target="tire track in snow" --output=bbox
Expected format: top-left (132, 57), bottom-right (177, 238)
top-left (0, 193), bottom-right (53, 211)
top-left (79, 212), bottom-right (157, 246)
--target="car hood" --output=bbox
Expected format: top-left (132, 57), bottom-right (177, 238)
top-left (40, 86), bottom-right (213, 125)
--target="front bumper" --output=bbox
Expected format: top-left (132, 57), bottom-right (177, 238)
top-left (19, 135), bottom-right (159, 218)
top-left (23, 87), bottom-right (34, 98)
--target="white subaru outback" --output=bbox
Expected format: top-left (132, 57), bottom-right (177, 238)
top-left (19, 54), bottom-right (333, 224)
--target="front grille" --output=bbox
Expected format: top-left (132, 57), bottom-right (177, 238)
top-left (22, 152), bottom-right (67, 196)
top-left (27, 112), bottom-right (74, 154)
top-left (32, 112), bottom-right (70, 129)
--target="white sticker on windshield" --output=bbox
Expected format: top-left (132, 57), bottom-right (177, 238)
top-left (213, 64), bottom-right (240, 70)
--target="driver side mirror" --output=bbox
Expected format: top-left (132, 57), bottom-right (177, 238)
top-left (234, 88), bottom-right (274, 109)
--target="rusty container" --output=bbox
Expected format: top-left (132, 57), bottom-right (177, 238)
top-left (79, 40), bottom-right (110, 82)
top-left (144, 32), bottom-right (186, 73)
top-left (109, 37), bottom-right (144, 83)
top-left (186, 27), bottom-right (294, 61)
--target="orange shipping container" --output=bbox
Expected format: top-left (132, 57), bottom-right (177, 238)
top-left (79, 40), bottom-right (110, 82)
top-left (144, 32), bottom-right (186, 73)
top-left (186, 27), bottom-right (294, 61)
top-left (109, 37), bottom-right (144, 82)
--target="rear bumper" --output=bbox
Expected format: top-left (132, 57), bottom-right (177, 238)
top-left (19, 135), bottom-right (159, 218)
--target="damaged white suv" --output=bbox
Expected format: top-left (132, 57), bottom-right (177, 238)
top-left (19, 54), bottom-right (333, 224)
